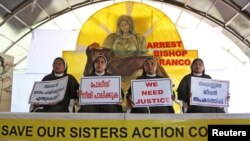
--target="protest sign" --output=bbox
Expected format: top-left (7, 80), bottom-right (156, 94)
top-left (191, 77), bottom-right (229, 107)
top-left (29, 76), bottom-right (68, 104)
top-left (131, 78), bottom-right (173, 107)
top-left (79, 76), bottom-right (121, 105)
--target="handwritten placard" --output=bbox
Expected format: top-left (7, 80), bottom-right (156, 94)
top-left (131, 78), bottom-right (173, 107)
top-left (190, 77), bottom-right (229, 107)
top-left (79, 76), bottom-right (121, 105)
top-left (29, 76), bottom-right (68, 104)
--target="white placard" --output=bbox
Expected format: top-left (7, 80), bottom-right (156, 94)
top-left (79, 76), bottom-right (121, 105)
top-left (29, 76), bottom-right (68, 104)
top-left (191, 77), bottom-right (229, 107)
top-left (131, 78), bottom-right (173, 107)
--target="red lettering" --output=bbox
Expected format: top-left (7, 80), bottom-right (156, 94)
top-left (176, 41), bottom-right (182, 47)
top-left (153, 50), bottom-right (188, 57)
top-left (165, 42), bottom-right (171, 47)
top-left (159, 42), bottom-right (164, 48)
top-left (182, 50), bottom-right (188, 56)
top-left (158, 59), bottom-right (191, 66)
top-left (154, 50), bottom-right (160, 56)
top-left (147, 42), bottom-right (153, 48)
top-left (141, 90), bottom-right (163, 96)
top-left (147, 41), bottom-right (183, 48)
top-left (145, 82), bottom-right (158, 87)
top-left (153, 42), bottom-right (159, 48)
top-left (135, 98), bottom-right (170, 105)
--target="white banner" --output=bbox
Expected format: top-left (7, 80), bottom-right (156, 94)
top-left (79, 76), bottom-right (121, 105)
top-left (29, 76), bottom-right (68, 104)
top-left (27, 29), bottom-right (78, 73)
top-left (131, 78), bottom-right (173, 107)
top-left (190, 77), bottom-right (229, 107)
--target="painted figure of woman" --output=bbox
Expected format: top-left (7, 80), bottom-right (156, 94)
top-left (84, 15), bottom-right (169, 111)
top-left (84, 15), bottom-right (168, 79)
top-left (102, 15), bottom-right (147, 57)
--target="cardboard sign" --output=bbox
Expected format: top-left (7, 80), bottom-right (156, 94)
top-left (29, 76), bottom-right (68, 104)
top-left (79, 76), bottom-right (121, 105)
top-left (191, 77), bottom-right (229, 107)
top-left (131, 78), bottom-right (173, 107)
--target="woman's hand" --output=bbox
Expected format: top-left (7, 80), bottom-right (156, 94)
top-left (171, 93), bottom-right (176, 101)
top-left (32, 103), bottom-right (40, 106)
top-left (171, 91), bottom-right (176, 101)
top-left (49, 102), bottom-right (57, 106)
top-left (126, 95), bottom-right (134, 109)
top-left (227, 93), bottom-right (230, 101)
top-left (88, 42), bottom-right (101, 49)
top-left (78, 90), bottom-right (83, 97)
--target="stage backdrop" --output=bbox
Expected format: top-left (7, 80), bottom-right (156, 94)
top-left (63, 2), bottom-right (198, 113)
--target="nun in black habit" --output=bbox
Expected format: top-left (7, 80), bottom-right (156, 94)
top-left (30, 57), bottom-right (79, 112)
top-left (177, 58), bottom-right (225, 113)
top-left (77, 55), bottom-right (123, 113)
top-left (127, 56), bottom-right (175, 114)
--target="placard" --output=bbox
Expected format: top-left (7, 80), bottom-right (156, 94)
top-left (131, 78), bottom-right (173, 107)
top-left (79, 76), bottom-right (121, 105)
top-left (29, 76), bottom-right (68, 104)
top-left (190, 77), bottom-right (229, 107)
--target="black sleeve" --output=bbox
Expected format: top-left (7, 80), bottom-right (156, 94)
top-left (204, 74), bottom-right (212, 79)
top-left (177, 75), bottom-right (190, 102)
top-left (68, 75), bottom-right (79, 100)
top-left (41, 74), bottom-right (51, 81)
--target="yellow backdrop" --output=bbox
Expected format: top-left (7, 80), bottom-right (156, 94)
top-left (63, 2), bottom-right (198, 113)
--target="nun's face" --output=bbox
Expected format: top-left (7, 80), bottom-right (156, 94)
top-left (144, 59), bottom-right (157, 75)
top-left (53, 59), bottom-right (65, 74)
top-left (192, 60), bottom-right (204, 74)
top-left (94, 57), bottom-right (106, 73)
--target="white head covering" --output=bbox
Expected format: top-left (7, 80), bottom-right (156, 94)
top-left (93, 55), bottom-right (108, 73)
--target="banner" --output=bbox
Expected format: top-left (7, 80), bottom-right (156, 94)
top-left (1, 113), bottom-right (250, 141)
